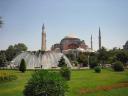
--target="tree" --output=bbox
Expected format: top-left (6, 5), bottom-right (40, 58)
top-left (112, 61), bottom-right (124, 71)
top-left (58, 56), bottom-right (66, 67)
top-left (19, 59), bottom-right (26, 73)
top-left (97, 47), bottom-right (108, 68)
top-left (14, 43), bottom-right (27, 54)
top-left (0, 51), bottom-right (7, 67)
top-left (77, 53), bottom-right (88, 67)
top-left (6, 45), bottom-right (16, 61)
top-left (6, 43), bottom-right (27, 61)
top-left (115, 50), bottom-right (128, 66)
top-left (89, 55), bottom-right (98, 68)
top-left (66, 53), bottom-right (76, 61)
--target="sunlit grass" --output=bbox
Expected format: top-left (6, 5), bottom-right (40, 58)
top-left (0, 69), bottom-right (128, 96)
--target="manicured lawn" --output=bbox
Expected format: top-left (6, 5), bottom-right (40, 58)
top-left (0, 69), bottom-right (128, 96)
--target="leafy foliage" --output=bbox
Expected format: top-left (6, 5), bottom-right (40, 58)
top-left (0, 51), bottom-right (7, 67)
top-left (89, 54), bottom-right (98, 68)
top-left (115, 51), bottom-right (128, 66)
top-left (60, 67), bottom-right (71, 81)
top-left (58, 56), bottom-right (66, 67)
top-left (19, 59), bottom-right (26, 73)
top-left (112, 61), bottom-right (124, 72)
top-left (94, 66), bottom-right (101, 73)
top-left (97, 47), bottom-right (108, 67)
top-left (23, 70), bottom-right (68, 96)
top-left (6, 43), bottom-right (27, 61)
top-left (77, 53), bottom-right (88, 67)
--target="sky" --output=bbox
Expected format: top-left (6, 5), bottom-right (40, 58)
top-left (0, 0), bottom-right (128, 51)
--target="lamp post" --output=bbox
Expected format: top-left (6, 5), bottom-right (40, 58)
top-left (88, 55), bottom-right (90, 68)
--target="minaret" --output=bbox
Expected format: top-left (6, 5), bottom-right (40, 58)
top-left (91, 35), bottom-right (93, 50)
top-left (41, 24), bottom-right (46, 51)
top-left (99, 27), bottom-right (101, 50)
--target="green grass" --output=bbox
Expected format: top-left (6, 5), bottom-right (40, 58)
top-left (0, 69), bottom-right (128, 96)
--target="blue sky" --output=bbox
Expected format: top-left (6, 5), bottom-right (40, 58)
top-left (0, 0), bottom-right (128, 51)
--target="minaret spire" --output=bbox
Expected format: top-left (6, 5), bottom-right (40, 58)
top-left (41, 24), bottom-right (46, 51)
top-left (99, 27), bottom-right (101, 50)
top-left (91, 35), bottom-right (93, 50)
top-left (42, 24), bottom-right (45, 32)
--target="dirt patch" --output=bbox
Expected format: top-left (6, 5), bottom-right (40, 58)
top-left (80, 83), bottom-right (128, 94)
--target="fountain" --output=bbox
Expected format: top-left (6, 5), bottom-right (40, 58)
top-left (12, 51), bottom-right (72, 69)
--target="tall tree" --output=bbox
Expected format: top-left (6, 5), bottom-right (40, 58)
top-left (14, 43), bottom-right (27, 54)
top-left (6, 43), bottom-right (27, 61)
top-left (0, 51), bottom-right (7, 67)
top-left (77, 53), bottom-right (88, 67)
top-left (115, 50), bottom-right (128, 66)
top-left (6, 45), bottom-right (16, 61)
top-left (97, 47), bottom-right (108, 68)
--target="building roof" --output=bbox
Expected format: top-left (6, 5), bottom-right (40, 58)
top-left (64, 34), bottom-right (78, 39)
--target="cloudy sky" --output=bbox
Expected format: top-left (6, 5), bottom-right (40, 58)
top-left (0, 0), bottom-right (128, 50)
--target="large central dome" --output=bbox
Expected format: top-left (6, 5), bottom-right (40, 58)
top-left (64, 34), bottom-right (78, 39)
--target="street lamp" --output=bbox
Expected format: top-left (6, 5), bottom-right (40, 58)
top-left (88, 55), bottom-right (90, 68)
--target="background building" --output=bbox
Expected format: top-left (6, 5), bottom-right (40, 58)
top-left (51, 34), bottom-right (90, 54)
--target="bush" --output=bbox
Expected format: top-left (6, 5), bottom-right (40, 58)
top-left (19, 59), bottom-right (26, 72)
top-left (60, 67), bottom-right (71, 81)
top-left (24, 70), bottom-right (68, 96)
top-left (94, 66), bottom-right (101, 73)
top-left (112, 61), bottom-right (124, 71)
top-left (58, 56), bottom-right (67, 67)
top-left (0, 71), bottom-right (17, 82)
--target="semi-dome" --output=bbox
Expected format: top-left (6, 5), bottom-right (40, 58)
top-left (11, 51), bottom-right (72, 69)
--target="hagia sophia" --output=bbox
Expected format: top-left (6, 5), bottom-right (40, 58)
top-left (41, 24), bottom-right (102, 54)
top-left (51, 34), bottom-right (90, 54)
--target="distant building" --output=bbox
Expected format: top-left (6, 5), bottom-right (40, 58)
top-left (51, 34), bottom-right (91, 54)
top-left (123, 41), bottom-right (128, 50)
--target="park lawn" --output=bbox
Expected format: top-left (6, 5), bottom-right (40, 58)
top-left (0, 69), bottom-right (128, 96)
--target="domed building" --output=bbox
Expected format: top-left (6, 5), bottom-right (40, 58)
top-left (51, 34), bottom-right (89, 54)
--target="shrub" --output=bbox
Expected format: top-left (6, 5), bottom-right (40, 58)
top-left (19, 59), bottom-right (26, 72)
top-left (60, 67), bottom-right (71, 81)
top-left (58, 56), bottom-right (66, 67)
top-left (94, 66), bottom-right (101, 73)
top-left (112, 61), bottom-right (124, 72)
top-left (24, 70), bottom-right (68, 96)
top-left (0, 71), bottom-right (17, 82)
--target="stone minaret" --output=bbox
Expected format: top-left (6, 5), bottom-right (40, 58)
top-left (41, 24), bottom-right (46, 51)
top-left (91, 35), bottom-right (93, 50)
top-left (99, 27), bottom-right (101, 50)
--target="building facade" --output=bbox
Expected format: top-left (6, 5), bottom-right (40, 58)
top-left (51, 34), bottom-right (89, 54)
